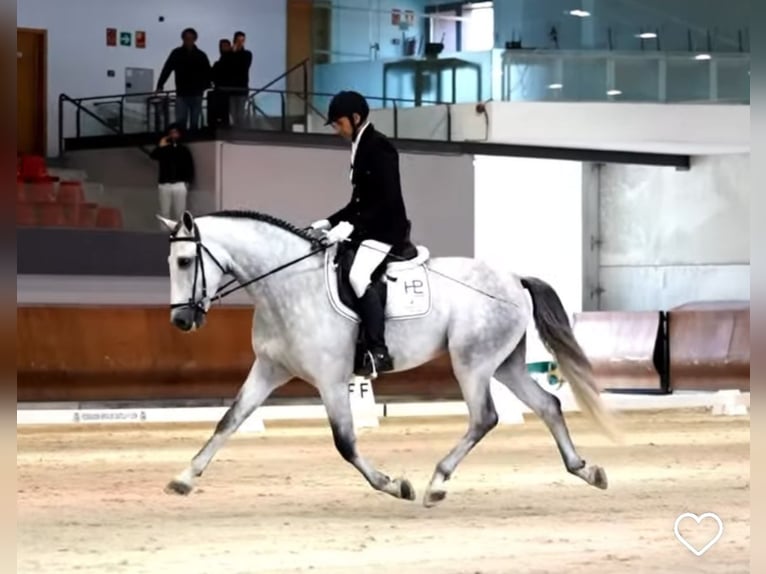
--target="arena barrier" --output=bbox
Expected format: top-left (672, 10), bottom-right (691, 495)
top-left (572, 311), bottom-right (668, 392)
top-left (668, 301), bottom-right (750, 392)
top-left (18, 303), bottom-right (750, 428)
top-left (17, 305), bottom-right (461, 403)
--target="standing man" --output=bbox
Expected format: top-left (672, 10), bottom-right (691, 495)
top-left (309, 91), bottom-right (412, 376)
top-left (150, 123), bottom-right (195, 224)
top-left (229, 31), bottom-right (252, 127)
top-left (210, 38), bottom-right (234, 127)
top-left (156, 28), bottom-right (212, 130)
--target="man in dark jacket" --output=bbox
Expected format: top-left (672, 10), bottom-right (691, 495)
top-left (310, 91), bottom-right (411, 376)
top-left (209, 38), bottom-right (234, 126)
top-left (229, 31), bottom-right (252, 126)
top-left (156, 28), bottom-right (212, 130)
top-left (150, 123), bottom-right (195, 223)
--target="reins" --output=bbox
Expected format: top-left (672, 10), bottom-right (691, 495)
top-left (169, 222), bottom-right (329, 314)
top-left (169, 222), bottom-right (512, 315)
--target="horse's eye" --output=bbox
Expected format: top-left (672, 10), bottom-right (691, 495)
top-left (177, 256), bottom-right (193, 269)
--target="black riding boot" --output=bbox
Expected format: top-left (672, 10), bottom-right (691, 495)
top-left (355, 286), bottom-right (394, 376)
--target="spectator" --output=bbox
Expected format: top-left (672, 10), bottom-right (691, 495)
top-left (210, 39), bottom-right (234, 127)
top-left (156, 28), bottom-right (211, 131)
top-left (229, 31), bottom-right (252, 127)
top-left (150, 123), bottom-right (195, 223)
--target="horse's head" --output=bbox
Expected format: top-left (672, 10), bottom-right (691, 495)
top-left (158, 211), bottom-right (229, 332)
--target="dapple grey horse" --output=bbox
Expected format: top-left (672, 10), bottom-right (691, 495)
top-left (159, 210), bottom-right (619, 507)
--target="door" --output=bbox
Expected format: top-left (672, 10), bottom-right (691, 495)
top-left (286, 0), bottom-right (331, 118)
top-left (17, 28), bottom-right (46, 156)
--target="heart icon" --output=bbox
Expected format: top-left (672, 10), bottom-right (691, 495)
top-left (673, 512), bottom-right (724, 556)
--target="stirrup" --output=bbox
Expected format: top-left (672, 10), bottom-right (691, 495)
top-left (366, 350), bottom-right (378, 380)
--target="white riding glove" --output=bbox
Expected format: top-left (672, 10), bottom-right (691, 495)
top-left (310, 219), bottom-right (331, 231)
top-left (324, 221), bottom-right (354, 244)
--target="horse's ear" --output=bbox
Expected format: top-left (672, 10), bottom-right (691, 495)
top-left (156, 214), bottom-right (177, 232)
top-left (182, 211), bottom-right (194, 232)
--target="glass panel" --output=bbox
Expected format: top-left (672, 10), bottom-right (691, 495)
top-left (561, 57), bottom-right (608, 101)
top-left (716, 58), bottom-right (750, 103)
top-left (613, 57), bottom-right (661, 102)
top-left (666, 57), bottom-right (711, 102)
top-left (502, 55), bottom-right (559, 101)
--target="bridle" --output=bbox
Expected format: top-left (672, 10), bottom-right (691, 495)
top-left (168, 221), bottom-right (231, 317)
top-left (168, 221), bottom-right (328, 317)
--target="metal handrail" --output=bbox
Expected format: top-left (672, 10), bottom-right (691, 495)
top-left (58, 85), bottom-right (458, 152)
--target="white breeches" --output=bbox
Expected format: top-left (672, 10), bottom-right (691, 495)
top-left (158, 182), bottom-right (188, 221)
top-left (349, 239), bottom-right (392, 298)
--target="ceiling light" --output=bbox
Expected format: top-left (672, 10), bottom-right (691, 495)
top-left (607, 89), bottom-right (622, 96)
top-left (568, 9), bottom-right (591, 17)
top-left (637, 32), bottom-right (657, 39)
top-left (548, 83), bottom-right (563, 90)
top-left (694, 53), bottom-right (712, 60)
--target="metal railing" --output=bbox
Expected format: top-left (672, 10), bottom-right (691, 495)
top-left (58, 83), bottom-right (459, 153)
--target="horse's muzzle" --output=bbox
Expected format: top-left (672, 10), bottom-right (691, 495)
top-left (171, 307), bottom-right (205, 331)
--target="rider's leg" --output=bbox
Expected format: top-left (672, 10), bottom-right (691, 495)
top-left (348, 240), bottom-right (394, 374)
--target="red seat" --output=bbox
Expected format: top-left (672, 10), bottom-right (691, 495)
top-left (76, 202), bottom-right (98, 227)
top-left (17, 202), bottom-right (36, 226)
top-left (20, 155), bottom-right (48, 181)
top-left (17, 182), bottom-right (26, 202)
top-left (95, 207), bottom-right (123, 229)
top-left (36, 202), bottom-right (66, 227)
top-left (26, 182), bottom-right (56, 202)
top-left (57, 181), bottom-right (85, 204)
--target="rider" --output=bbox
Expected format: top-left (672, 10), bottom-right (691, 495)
top-left (310, 90), bottom-right (411, 376)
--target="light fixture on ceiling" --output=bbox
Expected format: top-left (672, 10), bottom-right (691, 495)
top-left (636, 32), bottom-right (658, 39)
top-left (568, 9), bottom-right (591, 17)
top-left (548, 83), bottom-right (563, 90)
top-left (607, 89), bottom-right (622, 96)
top-left (694, 53), bottom-right (712, 60)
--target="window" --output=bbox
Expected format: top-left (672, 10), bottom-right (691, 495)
top-left (462, 2), bottom-right (494, 51)
top-left (427, 1), bottom-right (494, 53)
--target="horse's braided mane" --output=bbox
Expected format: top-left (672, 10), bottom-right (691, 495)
top-left (205, 209), bottom-right (315, 243)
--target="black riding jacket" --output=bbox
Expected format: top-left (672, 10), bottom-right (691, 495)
top-left (327, 124), bottom-right (410, 249)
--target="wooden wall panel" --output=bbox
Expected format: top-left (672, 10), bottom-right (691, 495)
top-left (668, 302), bottom-right (750, 392)
top-left (17, 306), bottom-right (460, 402)
top-left (573, 311), bottom-right (664, 391)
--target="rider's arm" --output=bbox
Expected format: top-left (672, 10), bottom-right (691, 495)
top-left (327, 200), bottom-right (353, 227)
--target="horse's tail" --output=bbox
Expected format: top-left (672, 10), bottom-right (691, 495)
top-left (521, 276), bottom-right (622, 443)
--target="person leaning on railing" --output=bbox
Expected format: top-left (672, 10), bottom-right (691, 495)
top-left (150, 123), bottom-right (195, 225)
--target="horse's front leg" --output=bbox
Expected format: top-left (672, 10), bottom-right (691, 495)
top-left (318, 377), bottom-right (416, 501)
top-left (165, 357), bottom-right (290, 495)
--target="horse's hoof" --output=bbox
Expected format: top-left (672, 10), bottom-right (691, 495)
top-left (395, 478), bottom-right (416, 501)
top-left (165, 479), bottom-right (193, 495)
top-left (589, 466), bottom-right (608, 490)
top-left (423, 489), bottom-right (446, 508)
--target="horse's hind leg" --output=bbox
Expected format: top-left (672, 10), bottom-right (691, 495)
top-left (165, 357), bottom-right (290, 495)
top-left (494, 336), bottom-right (608, 490)
top-left (318, 378), bottom-right (416, 501)
top-left (423, 361), bottom-right (499, 508)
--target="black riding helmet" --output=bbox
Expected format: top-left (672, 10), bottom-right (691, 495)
top-left (324, 90), bottom-right (370, 128)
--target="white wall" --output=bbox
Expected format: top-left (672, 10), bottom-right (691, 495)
top-left (596, 153), bottom-right (750, 310)
top-left (474, 155), bottom-right (584, 363)
top-left (219, 142), bottom-right (475, 258)
top-left (485, 101), bottom-right (749, 154)
top-left (17, 0), bottom-right (287, 156)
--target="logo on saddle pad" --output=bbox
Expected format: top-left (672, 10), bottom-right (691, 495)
top-left (325, 246), bottom-right (432, 321)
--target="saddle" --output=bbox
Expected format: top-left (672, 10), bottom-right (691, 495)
top-left (331, 221), bottom-right (428, 375)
